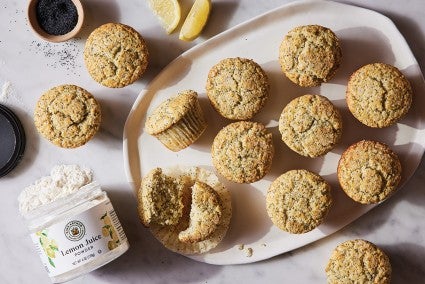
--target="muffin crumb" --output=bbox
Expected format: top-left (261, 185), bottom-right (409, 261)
top-left (245, 247), bottom-right (253, 257)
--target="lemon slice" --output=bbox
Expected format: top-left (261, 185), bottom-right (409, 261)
top-left (179, 0), bottom-right (211, 41)
top-left (147, 0), bottom-right (181, 34)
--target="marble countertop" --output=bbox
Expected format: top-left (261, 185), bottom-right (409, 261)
top-left (1, 0), bottom-right (424, 283)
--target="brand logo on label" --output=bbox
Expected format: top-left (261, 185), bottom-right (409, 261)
top-left (64, 220), bottom-right (86, 241)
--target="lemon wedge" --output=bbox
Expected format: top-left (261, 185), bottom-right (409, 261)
top-left (147, 0), bottom-right (181, 34)
top-left (179, 0), bottom-right (211, 41)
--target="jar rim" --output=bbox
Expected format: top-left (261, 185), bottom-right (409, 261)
top-left (23, 181), bottom-right (102, 222)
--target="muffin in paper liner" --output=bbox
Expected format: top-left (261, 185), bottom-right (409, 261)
top-left (148, 166), bottom-right (232, 255)
top-left (145, 90), bottom-right (207, 152)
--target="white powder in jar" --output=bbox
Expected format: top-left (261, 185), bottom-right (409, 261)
top-left (18, 164), bottom-right (92, 214)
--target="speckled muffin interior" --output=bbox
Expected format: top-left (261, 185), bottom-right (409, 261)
top-left (346, 63), bottom-right (412, 128)
top-left (84, 23), bottom-right (149, 88)
top-left (34, 84), bottom-right (101, 148)
top-left (178, 181), bottom-right (222, 244)
top-left (337, 140), bottom-right (402, 204)
top-left (211, 121), bottom-right (274, 183)
top-left (325, 239), bottom-right (392, 284)
top-left (266, 169), bottom-right (332, 234)
top-left (145, 90), bottom-right (207, 152)
top-left (148, 166), bottom-right (232, 255)
top-left (279, 94), bottom-right (342, 157)
top-left (138, 167), bottom-right (186, 227)
top-left (279, 25), bottom-right (342, 87)
top-left (206, 57), bottom-right (270, 120)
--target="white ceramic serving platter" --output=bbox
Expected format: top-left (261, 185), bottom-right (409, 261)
top-left (123, 0), bottom-right (425, 265)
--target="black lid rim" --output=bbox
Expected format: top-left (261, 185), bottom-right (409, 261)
top-left (0, 104), bottom-right (26, 177)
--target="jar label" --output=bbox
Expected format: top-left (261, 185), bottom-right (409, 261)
top-left (30, 200), bottom-right (128, 277)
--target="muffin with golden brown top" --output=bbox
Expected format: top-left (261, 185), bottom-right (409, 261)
top-left (211, 121), bottom-right (274, 183)
top-left (326, 239), bottom-right (392, 284)
top-left (279, 25), bottom-right (342, 87)
top-left (206, 57), bottom-right (270, 120)
top-left (279, 94), bottom-right (342, 157)
top-left (266, 169), bottom-right (332, 234)
top-left (84, 23), bottom-right (149, 88)
top-left (346, 63), bottom-right (412, 128)
top-left (337, 140), bottom-right (402, 204)
top-left (145, 90), bottom-right (207, 152)
top-left (34, 84), bottom-right (101, 148)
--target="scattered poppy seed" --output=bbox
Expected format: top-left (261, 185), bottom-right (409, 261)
top-left (30, 39), bottom-right (81, 75)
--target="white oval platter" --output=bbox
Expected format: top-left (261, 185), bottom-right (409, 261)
top-left (123, 0), bottom-right (425, 265)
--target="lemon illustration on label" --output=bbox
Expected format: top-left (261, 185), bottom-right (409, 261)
top-left (101, 212), bottom-right (120, 250)
top-left (37, 230), bottom-right (59, 268)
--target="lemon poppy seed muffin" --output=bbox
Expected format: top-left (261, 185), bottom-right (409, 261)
top-left (346, 63), bottom-right (412, 128)
top-left (337, 140), bottom-right (402, 204)
top-left (279, 25), bottom-right (342, 87)
top-left (211, 121), bottom-right (274, 183)
top-left (206, 57), bottom-right (270, 120)
top-left (145, 90), bottom-right (207, 152)
top-left (266, 169), bottom-right (332, 234)
top-left (279, 94), bottom-right (342, 157)
top-left (137, 168), bottom-right (187, 227)
top-left (84, 23), bottom-right (149, 88)
top-left (326, 239), bottom-right (392, 284)
top-left (178, 181), bottom-right (222, 243)
top-left (149, 166), bottom-right (232, 254)
top-left (34, 84), bottom-right (101, 148)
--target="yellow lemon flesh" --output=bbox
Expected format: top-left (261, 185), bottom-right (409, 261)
top-left (179, 0), bottom-right (212, 41)
top-left (147, 0), bottom-right (181, 34)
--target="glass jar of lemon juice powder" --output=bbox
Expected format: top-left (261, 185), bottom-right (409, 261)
top-left (18, 165), bottom-right (129, 283)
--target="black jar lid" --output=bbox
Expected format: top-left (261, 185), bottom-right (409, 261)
top-left (0, 104), bottom-right (26, 177)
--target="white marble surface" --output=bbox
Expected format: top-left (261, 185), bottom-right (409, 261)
top-left (0, 0), bottom-right (424, 283)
